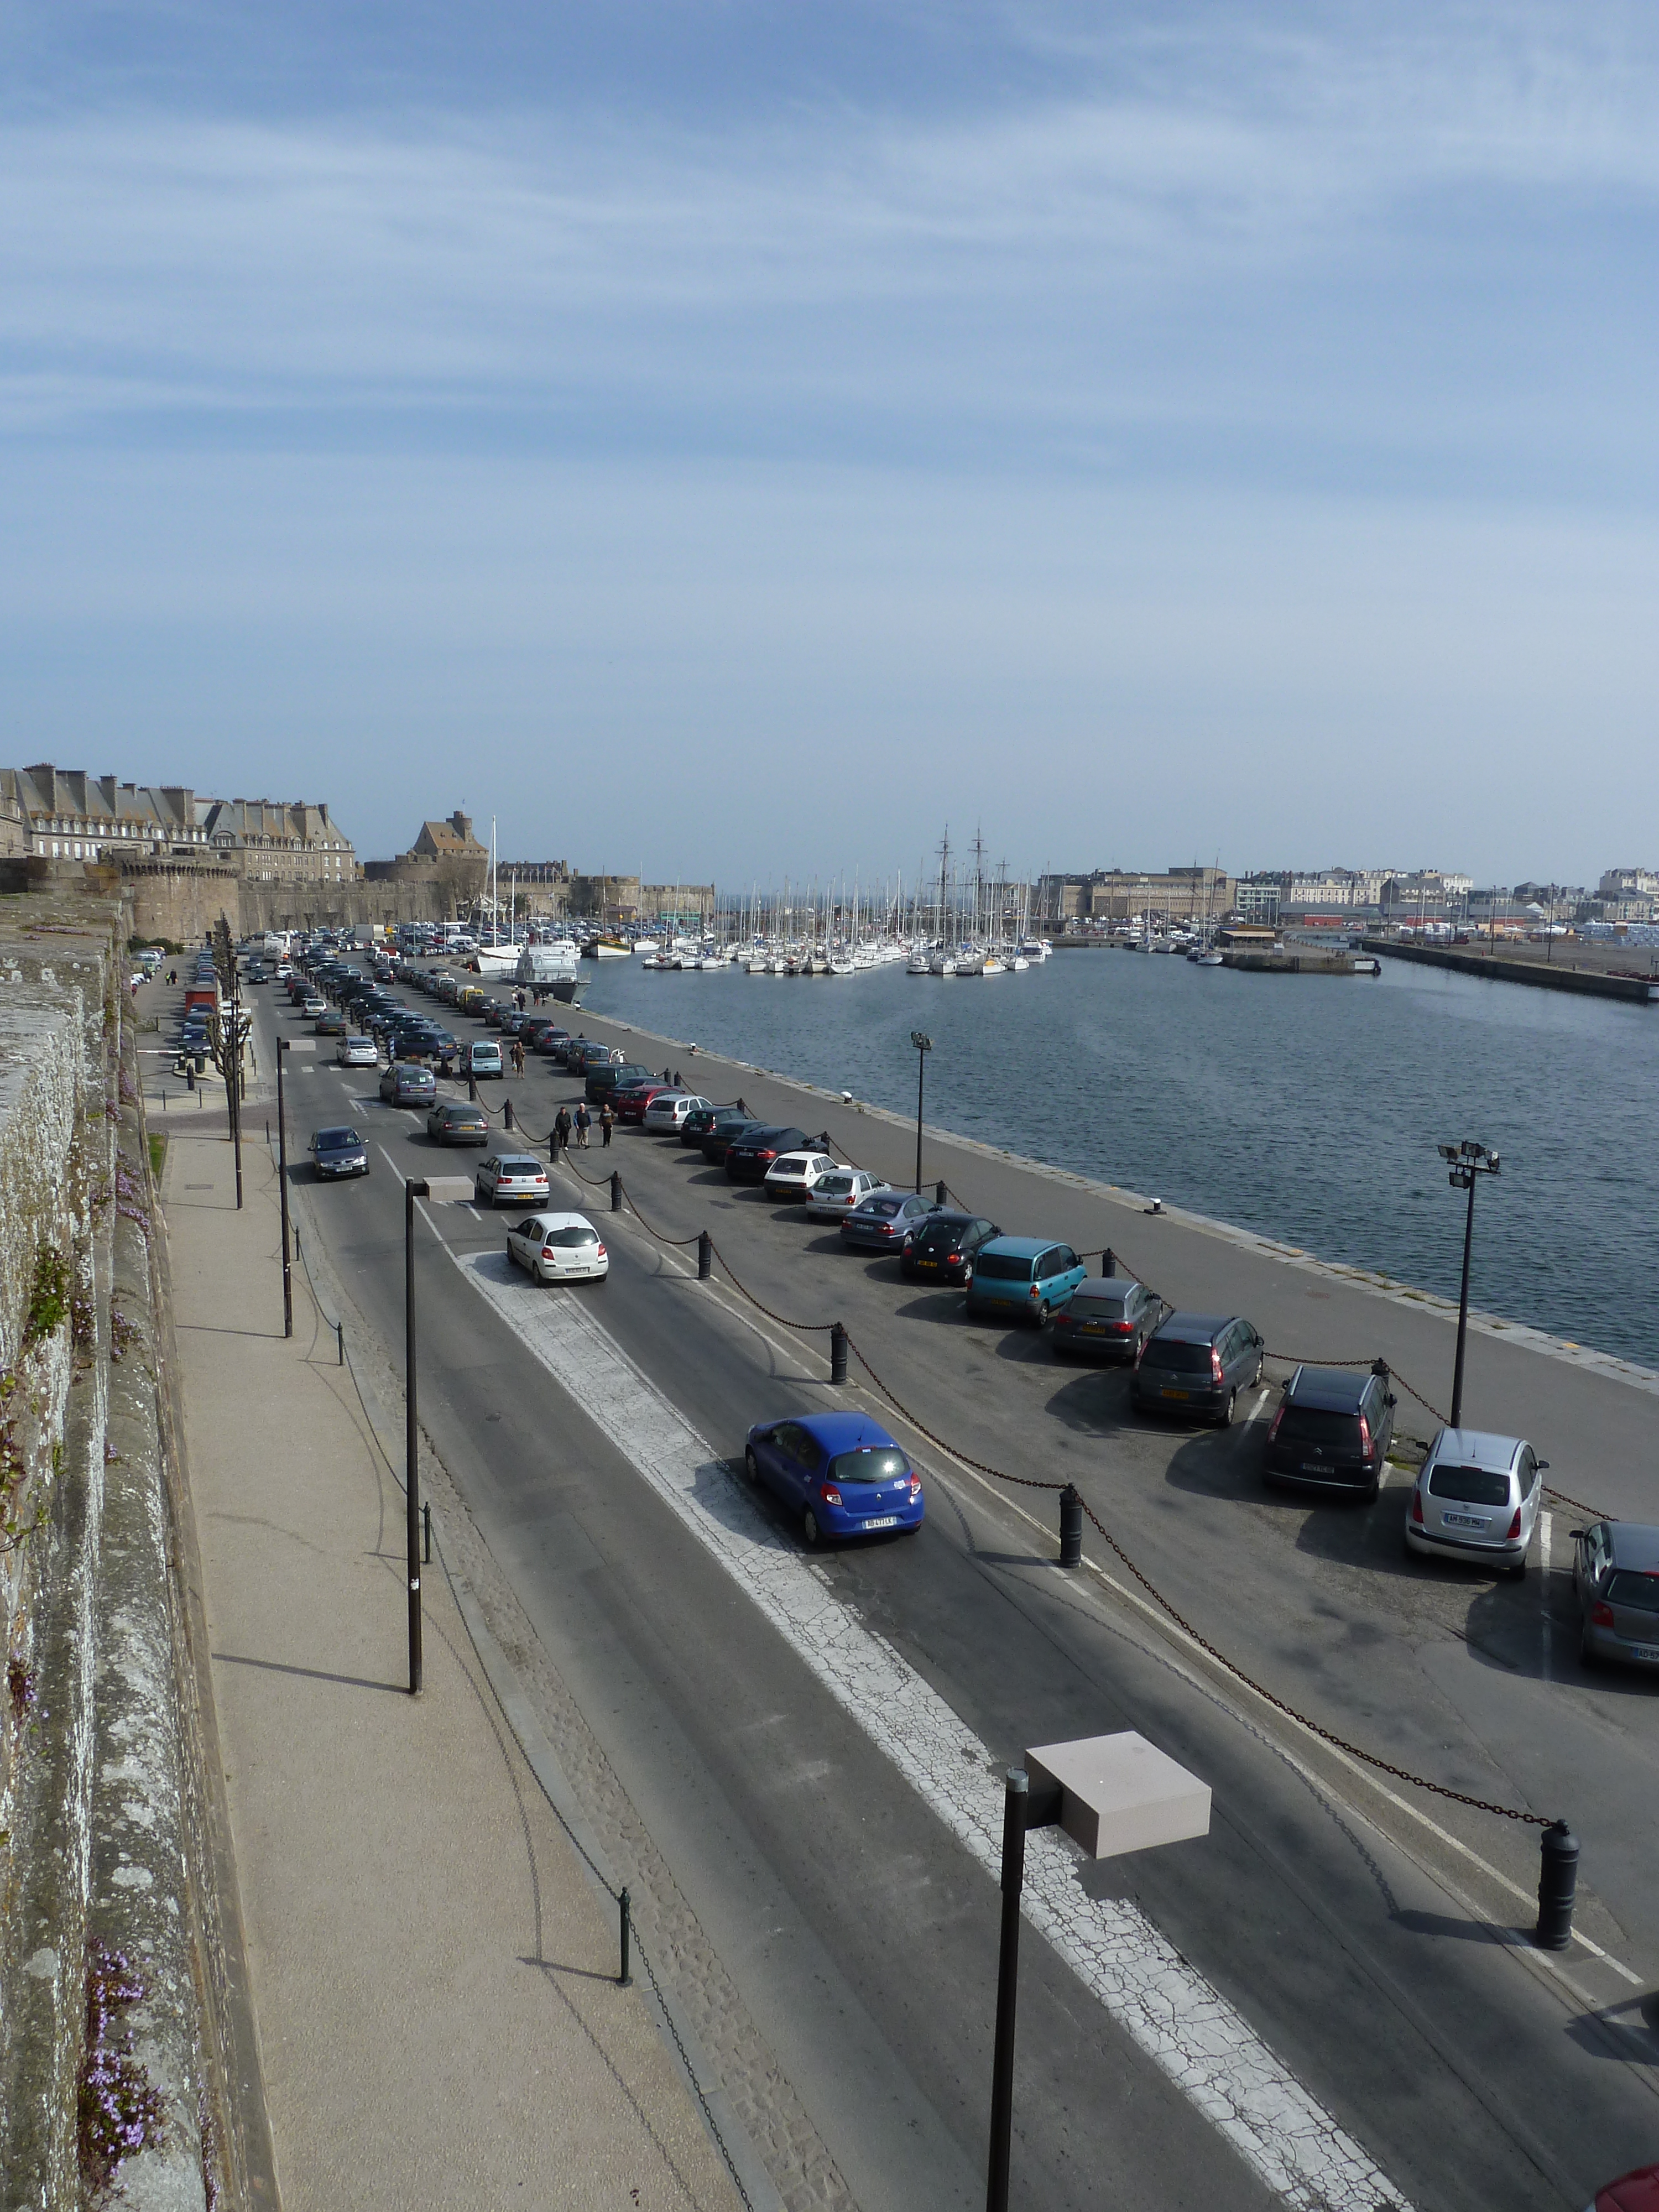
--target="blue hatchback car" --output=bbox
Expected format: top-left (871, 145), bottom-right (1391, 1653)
top-left (964, 1237), bottom-right (1088, 1327)
top-left (743, 1410), bottom-right (924, 1546)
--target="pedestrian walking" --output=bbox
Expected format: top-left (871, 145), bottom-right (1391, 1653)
top-left (553, 1106), bottom-right (572, 1158)
top-left (600, 1103), bottom-right (614, 1147)
top-left (511, 1037), bottom-right (525, 1076)
top-left (574, 1102), bottom-right (591, 1149)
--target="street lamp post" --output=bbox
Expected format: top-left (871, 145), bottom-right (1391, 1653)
top-left (276, 1037), bottom-right (293, 1338)
top-left (985, 1733), bottom-right (1211, 2212)
top-left (405, 1176), bottom-right (427, 1694)
top-left (1438, 1140), bottom-right (1501, 1428)
top-left (910, 1030), bottom-right (932, 1194)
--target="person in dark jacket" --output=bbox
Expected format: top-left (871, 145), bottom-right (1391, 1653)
top-left (553, 1107), bottom-right (572, 1157)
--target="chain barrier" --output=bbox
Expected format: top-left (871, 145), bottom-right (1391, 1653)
top-left (703, 1238), bottom-right (835, 1333)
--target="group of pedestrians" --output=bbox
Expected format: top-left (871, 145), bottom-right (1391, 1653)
top-left (549, 1099), bottom-right (613, 1160)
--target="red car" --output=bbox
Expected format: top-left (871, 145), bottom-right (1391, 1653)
top-left (1593, 2171), bottom-right (1659, 2211)
top-left (614, 1079), bottom-right (675, 1126)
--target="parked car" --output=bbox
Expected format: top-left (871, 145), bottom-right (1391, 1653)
top-left (1264, 1365), bottom-right (1395, 1496)
top-left (1405, 1429), bottom-right (1545, 1576)
top-left (643, 1092), bottom-right (713, 1133)
top-left (535, 1026), bottom-right (573, 1059)
top-left (964, 1237), bottom-right (1088, 1327)
top-left (1585, 2164), bottom-right (1659, 2211)
top-left (726, 1125), bottom-right (811, 1183)
top-left (1133, 1312), bottom-right (1265, 1423)
top-left (693, 1112), bottom-right (759, 1161)
top-left (314, 1008), bottom-right (347, 1036)
top-left (586, 1059), bottom-right (654, 1105)
top-left (839, 1190), bottom-right (940, 1253)
top-left (1574, 1521), bottom-right (1659, 1670)
top-left (763, 1150), bottom-right (840, 1201)
top-left (615, 1079), bottom-right (676, 1125)
top-left (380, 1061), bottom-right (437, 1105)
top-left (805, 1167), bottom-right (888, 1222)
top-left (900, 1211), bottom-right (1001, 1286)
top-left (426, 1101), bottom-right (490, 1146)
top-left (309, 1125), bottom-right (369, 1180)
top-left (1051, 1275), bottom-right (1166, 1361)
top-left (742, 1410), bottom-right (924, 1546)
top-left (474, 1153), bottom-right (552, 1207)
top-left (297, 993), bottom-right (326, 1019)
top-left (337, 1034), bottom-right (380, 1067)
top-left (504, 1210), bottom-right (609, 1284)
top-left (463, 1040), bottom-right (504, 1078)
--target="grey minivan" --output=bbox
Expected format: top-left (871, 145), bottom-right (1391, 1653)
top-left (1133, 1312), bottom-right (1265, 1424)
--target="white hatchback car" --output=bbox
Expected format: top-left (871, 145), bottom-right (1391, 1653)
top-left (804, 1167), bottom-right (888, 1223)
top-left (474, 1154), bottom-right (551, 1207)
top-left (642, 1092), bottom-right (713, 1133)
top-left (337, 1034), bottom-right (380, 1067)
top-left (1405, 1428), bottom-right (1547, 1577)
top-left (505, 1211), bottom-right (608, 1284)
top-left (764, 1150), bottom-right (839, 1202)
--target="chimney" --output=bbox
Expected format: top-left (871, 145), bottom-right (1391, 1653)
top-left (27, 764), bottom-right (58, 812)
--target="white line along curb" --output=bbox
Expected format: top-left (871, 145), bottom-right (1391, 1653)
top-left (457, 1248), bottom-right (1411, 2212)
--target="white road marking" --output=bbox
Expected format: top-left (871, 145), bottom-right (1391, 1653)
top-left (452, 1243), bottom-right (1411, 2212)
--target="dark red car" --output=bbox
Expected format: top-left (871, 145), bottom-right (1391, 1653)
top-left (614, 1079), bottom-right (675, 1125)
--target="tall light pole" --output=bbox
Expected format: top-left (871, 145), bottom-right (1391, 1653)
top-left (910, 1030), bottom-right (932, 1194)
top-left (1438, 1141), bottom-right (1501, 1428)
top-left (276, 1037), bottom-right (293, 1338)
top-left (405, 1176), bottom-right (428, 1694)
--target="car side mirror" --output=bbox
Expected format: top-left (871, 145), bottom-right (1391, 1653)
top-left (1536, 1460), bottom-right (1550, 1473)
top-left (1385, 1394), bottom-right (1397, 1407)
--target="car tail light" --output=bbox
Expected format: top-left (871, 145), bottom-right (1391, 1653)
top-left (1590, 1599), bottom-right (1615, 1627)
top-left (1506, 1507), bottom-right (1522, 1541)
top-left (1210, 1347), bottom-right (1224, 1383)
top-left (818, 1483), bottom-right (842, 1506)
top-left (1267, 1406), bottom-right (1284, 1443)
top-left (1410, 1488), bottom-right (1424, 1525)
top-left (541, 1246), bottom-right (556, 1259)
top-left (946, 1253), bottom-right (961, 1265)
top-left (1029, 1284), bottom-right (1041, 1301)
top-left (759, 1149), bottom-right (777, 1162)
top-left (907, 1473), bottom-right (921, 1498)
top-left (1357, 1416), bottom-right (1371, 1457)
top-left (1109, 1321), bottom-right (1132, 1334)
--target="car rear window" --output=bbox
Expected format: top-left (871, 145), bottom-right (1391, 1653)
top-left (498, 1159), bottom-right (544, 1174)
top-left (544, 1225), bottom-right (599, 1247)
top-left (974, 1252), bottom-right (1034, 1280)
top-left (1277, 1408), bottom-right (1361, 1445)
top-left (916, 1219), bottom-right (970, 1246)
top-left (827, 1449), bottom-right (909, 1485)
top-left (1145, 1339), bottom-right (1215, 1373)
top-left (817, 1175), bottom-right (852, 1194)
top-left (1427, 1465), bottom-right (1512, 1505)
top-left (1604, 1571), bottom-right (1659, 1614)
top-left (860, 1198), bottom-right (903, 1219)
top-left (1072, 1289), bottom-right (1128, 1315)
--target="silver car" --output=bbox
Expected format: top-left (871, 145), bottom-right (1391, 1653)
top-left (1574, 1521), bottom-right (1659, 1670)
top-left (337, 1034), bottom-right (379, 1067)
top-left (474, 1154), bottom-right (551, 1208)
top-left (1405, 1428), bottom-right (1546, 1577)
top-left (805, 1167), bottom-right (888, 1224)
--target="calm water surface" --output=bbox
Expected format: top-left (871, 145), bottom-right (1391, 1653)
top-left (578, 951), bottom-right (1658, 1369)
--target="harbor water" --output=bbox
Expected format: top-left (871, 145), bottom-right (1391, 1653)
top-left (577, 950), bottom-right (1659, 1371)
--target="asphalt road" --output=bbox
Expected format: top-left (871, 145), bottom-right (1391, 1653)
top-left (213, 963), bottom-right (1659, 2211)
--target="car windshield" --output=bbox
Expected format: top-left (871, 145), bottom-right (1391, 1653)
top-left (1427, 1465), bottom-right (1511, 1505)
top-left (544, 1225), bottom-right (598, 1247)
top-left (1605, 1571), bottom-right (1659, 1614)
top-left (826, 1448), bottom-right (909, 1485)
top-left (1277, 1407), bottom-right (1360, 1443)
top-left (315, 1129), bottom-right (362, 1150)
top-left (1145, 1340), bottom-right (1215, 1373)
top-left (974, 1252), bottom-right (1034, 1280)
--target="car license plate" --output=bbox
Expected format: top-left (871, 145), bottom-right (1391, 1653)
top-left (1302, 1461), bottom-right (1328, 1474)
top-left (1079, 1322), bottom-right (1104, 1333)
top-left (862, 1515), bottom-right (899, 1531)
top-left (916, 1259), bottom-right (937, 1270)
top-left (1161, 1387), bottom-right (1190, 1401)
top-left (1627, 1644), bottom-right (1659, 1663)
top-left (1442, 1511), bottom-right (1486, 1529)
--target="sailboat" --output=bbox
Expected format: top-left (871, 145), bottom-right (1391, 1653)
top-left (474, 819), bottom-right (520, 978)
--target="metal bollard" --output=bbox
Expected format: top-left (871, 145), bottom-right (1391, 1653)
top-left (503, 1096), bottom-right (514, 1130)
top-left (468, 1070), bottom-right (477, 1102)
top-left (1535, 1820), bottom-right (1579, 1949)
top-left (336, 1320), bottom-right (344, 1368)
top-left (1100, 1248), bottom-right (1115, 1276)
top-left (830, 1321), bottom-right (849, 1385)
top-left (1060, 1484), bottom-right (1083, 1568)
top-left (610, 1170), bottom-right (622, 1213)
top-left (618, 1887), bottom-right (633, 1986)
top-left (936, 1178), bottom-right (948, 1206)
top-left (698, 1229), bottom-right (712, 1281)
top-left (422, 1501), bottom-right (431, 1564)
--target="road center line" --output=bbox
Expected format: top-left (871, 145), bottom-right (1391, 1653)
top-left (448, 1241), bottom-right (1411, 2212)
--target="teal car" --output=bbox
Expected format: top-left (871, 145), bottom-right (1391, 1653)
top-left (964, 1237), bottom-right (1088, 1327)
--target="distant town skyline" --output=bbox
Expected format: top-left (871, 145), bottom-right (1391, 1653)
top-left (2, 3), bottom-right (1655, 884)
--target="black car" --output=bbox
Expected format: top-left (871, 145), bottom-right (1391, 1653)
top-left (1051, 1275), bottom-right (1167, 1362)
top-left (698, 1115), bottom-right (762, 1165)
top-left (310, 1125), bottom-right (369, 1180)
top-left (685, 1105), bottom-right (748, 1151)
top-left (1133, 1312), bottom-right (1265, 1425)
top-left (1265, 1365), bottom-right (1395, 1496)
top-left (900, 1212), bottom-right (1001, 1286)
top-left (586, 1060), bottom-right (654, 1106)
top-left (726, 1125), bottom-right (810, 1183)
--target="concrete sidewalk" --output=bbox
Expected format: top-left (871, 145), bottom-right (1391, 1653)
top-left (161, 1126), bottom-right (745, 2211)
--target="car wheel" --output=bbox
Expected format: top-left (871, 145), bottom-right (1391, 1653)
top-left (1035, 1300), bottom-right (1050, 1328)
top-left (1579, 1623), bottom-right (1599, 1670)
top-left (1506, 1556), bottom-right (1527, 1581)
top-left (743, 1446), bottom-right (760, 1485)
top-left (961, 1265), bottom-right (972, 1287)
top-left (1220, 1387), bottom-right (1237, 1427)
top-left (802, 1507), bottom-right (822, 1548)
top-left (473, 1182), bottom-right (485, 1204)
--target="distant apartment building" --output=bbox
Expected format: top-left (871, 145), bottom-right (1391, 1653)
top-left (1038, 867), bottom-right (1234, 925)
top-left (0, 764), bottom-right (356, 881)
top-left (1598, 867), bottom-right (1659, 901)
top-left (1237, 867), bottom-right (1396, 922)
top-left (201, 797), bottom-right (356, 883)
top-left (1380, 869), bottom-right (1474, 920)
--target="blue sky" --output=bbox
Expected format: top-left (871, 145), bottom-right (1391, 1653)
top-left (2, 2), bottom-right (1655, 885)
